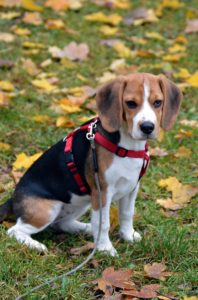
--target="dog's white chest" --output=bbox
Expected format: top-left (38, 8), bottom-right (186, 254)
top-left (105, 155), bottom-right (143, 200)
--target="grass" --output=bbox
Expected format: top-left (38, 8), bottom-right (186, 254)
top-left (0, 0), bottom-right (198, 299)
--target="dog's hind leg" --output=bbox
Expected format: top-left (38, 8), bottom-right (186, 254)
top-left (8, 197), bottom-right (62, 252)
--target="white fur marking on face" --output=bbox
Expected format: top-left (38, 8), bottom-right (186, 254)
top-left (132, 82), bottom-right (157, 139)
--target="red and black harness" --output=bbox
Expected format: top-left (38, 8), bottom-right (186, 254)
top-left (64, 118), bottom-right (150, 195)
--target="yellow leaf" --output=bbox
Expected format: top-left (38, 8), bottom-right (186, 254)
top-left (45, 19), bottom-right (65, 29)
top-left (84, 12), bottom-right (122, 26)
top-left (186, 72), bottom-right (198, 88)
top-left (156, 198), bottom-right (184, 210)
top-left (22, 41), bottom-right (45, 49)
top-left (13, 152), bottom-right (43, 170)
top-left (145, 32), bottom-right (165, 41)
top-left (158, 176), bottom-right (198, 204)
top-left (173, 68), bottom-right (191, 79)
top-left (113, 42), bottom-right (132, 58)
top-left (161, 0), bottom-right (184, 9)
top-left (97, 71), bottom-right (116, 84)
top-left (12, 26), bottom-right (31, 36)
top-left (0, 92), bottom-right (10, 106)
top-left (22, 58), bottom-right (40, 76)
top-left (1, 11), bottom-right (21, 20)
top-left (174, 35), bottom-right (188, 44)
top-left (56, 116), bottom-right (75, 128)
top-left (183, 296), bottom-right (198, 300)
top-left (162, 53), bottom-right (186, 62)
top-left (133, 9), bottom-right (158, 26)
top-left (32, 79), bottom-right (56, 92)
top-left (175, 129), bottom-right (193, 139)
top-left (0, 142), bottom-right (11, 151)
top-left (32, 114), bottom-right (52, 123)
top-left (23, 12), bottom-right (42, 25)
top-left (112, 0), bottom-right (130, 9)
top-left (168, 44), bottom-right (186, 53)
top-left (21, 0), bottom-right (43, 12)
top-left (44, 0), bottom-right (70, 11)
top-left (174, 146), bottom-right (192, 158)
top-left (100, 25), bottom-right (118, 36)
top-left (158, 128), bottom-right (165, 142)
top-left (109, 58), bottom-right (126, 71)
top-left (0, 81), bottom-right (14, 92)
top-left (59, 98), bottom-right (82, 113)
top-left (130, 36), bottom-right (147, 45)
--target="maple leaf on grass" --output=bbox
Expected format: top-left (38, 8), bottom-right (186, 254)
top-left (13, 152), bottom-right (43, 170)
top-left (123, 283), bottom-right (161, 298)
top-left (144, 262), bottom-right (172, 280)
top-left (70, 242), bottom-right (94, 255)
top-left (49, 42), bottom-right (89, 61)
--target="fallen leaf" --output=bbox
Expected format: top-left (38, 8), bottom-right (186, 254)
top-left (0, 32), bottom-right (15, 42)
top-left (70, 242), bottom-right (94, 255)
top-left (0, 59), bottom-right (15, 69)
top-left (32, 115), bottom-right (52, 123)
top-left (145, 31), bottom-right (165, 41)
top-left (12, 26), bottom-right (31, 36)
top-left (59, 98), bottom-right (82, 113)
top-left (174, 146), bottom-right (192, 158)
top-left (100, 25), bottom-right (118, 36)
top-left (40, 59), bottom-right (52, 68)
top-left (183, 297), bottom-right (198, 300)
top-left (49, 42), bottom-right (89, 61)
top-left (156, 198), bottom-right (184, 210)
top-left (129, 36), bottom-right (147, 45)
top-left (185, 19), bottom-right (198, 33)
top-left (45, 19), bottom-right (65, 30)
top-left (175, 35), bottom-right (188, 44)
top-left (97, 72), bottom-right (116, 84)
top-left (13, 152), bottom-right (43, 170)
top-left (144, 262), bottom-right (172, 280)
top-left (175, 129), bottom-right (193, 139)
top-left (23, 12), bottom-right (42, 25)
top-left (162, 53), bottom-right (186, 62)
top-left (56, 116), bottom-right (75, 128)
top-left (0, 11), bottom-right (21, 19)
top-left (123, 284), bottom-right (161, 298)
top-left (109, 58), bottom-right (126, 72)
top-left (11, 170), bottom-right (24, 184)
top-left (22, 58), bottom-right (40, 76)
top-left (85, 12), bottom-right (122, 26)
top-left (21, 0), bottom-right (43, 11)
top-left (179, 119), bottom-right (198, 128)
top-left (150, 147), bottom-right (168, 157)
top-left (45, 0), bottom-right (69, 11)
top-left (123, 7), bottom-right (158, 26)
top-left (173, 68), bottom-right (191, 79)
top-left (168, 44), bottom-right (186, 53)
top-left (161, 0), bottom-right (184, 9)
top-left (110, 206), bottom-right (119, 231)
top-left (0, 81), bottom-right (14, 92)
top-left (32, 78), bottom-right (56, 92)
top-left (112, 42), bottom-right (132, 58)
top-left (0, 142), bottom-right (11, 151)
top-left (186, 71), bottom-right (198, 88)
top-left (22, 41), bottom-right (45, 49)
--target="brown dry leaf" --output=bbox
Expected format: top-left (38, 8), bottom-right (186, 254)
top-left (123, 7), bottom-right (158, 26)
top-left (22, 58), bottom-right (40, 76)
top-left (97, 267), bottom-right (135, 294)
top-left (0, 142), bottom-right (11, 151)
top-left (0, 0), bottom-right (21, 7)
top-left (21, 0), bottom-right (43, 12)
top-left (0, 32), bottom-right (15, 42)
top-left (123, 284), bottom-right (161, 298)
top-left (70, 242), bottom-right (94, 255)
top-left (13, 152), bottom-right (43, 170)
top-left (185, 19), bottom-right (198, 33)
top-left (23, 12), bottom-right (42, 25)
top-left (150, 147), bottom-right (168, 157)
top-left (56, 116), bottom-right (75, 128)
top-left (32, 115), bottom-right (52, 123)
top-left (85, 12), bottom-right (122, 26)
top-left (175, 129), bottom-right (193, 139)
top-left (49, 42), bottom-right (89, 61)
top-left (144, 263), bottom-right (172, 280)
top-left (174, 146), bottom-right (192, 158)
top-left (179, 119), bottom-right (198, 128)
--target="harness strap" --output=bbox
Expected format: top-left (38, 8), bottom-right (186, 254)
top-left (64, 118), bottom-right (150, 195)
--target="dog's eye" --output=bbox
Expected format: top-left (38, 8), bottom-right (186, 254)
top-left (153, 100), bottom-right (162, 108)
top-left (126, 100), bottom-right (138, 109)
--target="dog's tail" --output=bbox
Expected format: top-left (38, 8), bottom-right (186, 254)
top-left (0, 198), bottom-right (13, 222)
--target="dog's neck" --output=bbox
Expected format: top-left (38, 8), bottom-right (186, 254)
top-left (119, 127), bottom-right (146, 151)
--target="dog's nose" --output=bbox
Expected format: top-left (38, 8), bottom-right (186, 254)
top-left (140, 122), bottom-right (155, 135)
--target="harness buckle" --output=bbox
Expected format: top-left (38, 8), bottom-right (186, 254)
top-left (116, 147), bottom-right (128, 157)
top-left (86, 119), bottom-right (98, 140)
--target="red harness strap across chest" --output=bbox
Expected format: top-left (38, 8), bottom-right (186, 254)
top-left (64, 118), bottom-right (150, 195)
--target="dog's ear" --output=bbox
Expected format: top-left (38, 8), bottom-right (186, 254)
top-left (96, 78), bottom-right (126, 132)
top-left (159, 75), bottom-right (182, 131)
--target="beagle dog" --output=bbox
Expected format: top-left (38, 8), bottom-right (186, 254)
top-left (0, 73), bottom-right (182, 256)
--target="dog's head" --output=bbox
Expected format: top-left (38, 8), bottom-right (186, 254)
top-left (96, 73), bottom-right (182, 140)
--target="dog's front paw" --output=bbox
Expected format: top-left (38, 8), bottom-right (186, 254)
top-left (97, 242), bottom-right (118, 257)
top-left (120, 229), bottom-right (142, 243)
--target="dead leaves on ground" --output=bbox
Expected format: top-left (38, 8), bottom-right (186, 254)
top-left (95, 264), bottom-right (172, 299)
top-left (157, 176), bottom-right (198, 211)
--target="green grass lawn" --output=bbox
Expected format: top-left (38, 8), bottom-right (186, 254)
top-left (0, 0), bottom-right (198, 299)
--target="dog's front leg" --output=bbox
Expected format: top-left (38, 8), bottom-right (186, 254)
top-left (119, 184), bottom-right (142, 242)
top-left (91, 190), bottom-right (117, 257)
